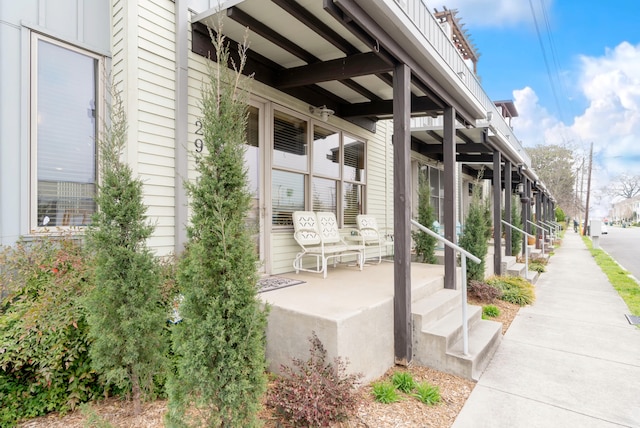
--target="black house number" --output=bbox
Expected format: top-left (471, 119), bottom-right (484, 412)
top-left (194, 120), bottom-right (204, 152)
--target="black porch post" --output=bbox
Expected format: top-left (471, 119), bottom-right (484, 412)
top-left (443, 106), bottom-right (456, 290)
top-left (393, 62), bottom-right (412, 366)
top-left (493, 151), bottom-right (502, 275)
top-left (535, 186), bottom-right (542, 247)
top-left (522, 177), bottom-right (531, 251)
top-left (504, 160), bottom-right (512, 256)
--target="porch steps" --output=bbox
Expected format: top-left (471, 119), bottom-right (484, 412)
top-left (411, 288), bottom-right (502, 381)
top-left (500, 254), bottom-right (540, 284)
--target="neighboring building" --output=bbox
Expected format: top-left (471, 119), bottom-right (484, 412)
top-left (1, 0), bottom-right (556, 376)
top-left (610, 195), bottom-right (640, 223)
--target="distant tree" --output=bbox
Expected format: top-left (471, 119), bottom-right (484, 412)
top-left (610, 174), bottom-right (640, 199)
top-left (166, 25), bottom-right (268, 428)
top-left (412, 173), bottom-right (437, 264)
top-left (527, 144), bottom-right (575, 214)
top-left (84, 86), bottom-right (167, 415)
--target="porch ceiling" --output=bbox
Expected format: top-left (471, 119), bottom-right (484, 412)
top-left (192, 0), bottom-right (482, 133)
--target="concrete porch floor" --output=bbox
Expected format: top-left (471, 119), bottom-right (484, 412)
top-left (259, 262), bottom-right (449, 383)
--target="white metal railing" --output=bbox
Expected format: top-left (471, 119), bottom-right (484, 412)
top-left (539, 220), bottom-right (558, 241)
top-left (501, 220), bottom-right (534, 281)
top-left (411, 219), bottom-right (480, 356)
top-left (527, 220), bottom-right (552, 256)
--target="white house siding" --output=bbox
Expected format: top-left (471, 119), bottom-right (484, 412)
top-left (0, 0), bottom-right (109, 245)
top-left (112, 0), bottom-right (177, 256)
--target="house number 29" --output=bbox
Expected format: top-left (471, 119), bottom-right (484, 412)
top-left (194, 120), bottom-right (204, 152)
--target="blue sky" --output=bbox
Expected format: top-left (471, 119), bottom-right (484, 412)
top-left (437, 0), bottom-right (640, 214)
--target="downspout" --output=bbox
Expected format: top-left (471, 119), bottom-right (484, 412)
top-left (175, 0), bottom-right (189, 254)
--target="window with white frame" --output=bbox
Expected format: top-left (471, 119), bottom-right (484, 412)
top-left (418, 164), bottom-right (445, 223)
top-left (271, 110), bottom-right (366, 226)
top-left (31, 34), bottom-right (102, 228)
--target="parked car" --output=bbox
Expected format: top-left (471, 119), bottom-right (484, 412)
top-left (601, 223), bottom-right (608, 234)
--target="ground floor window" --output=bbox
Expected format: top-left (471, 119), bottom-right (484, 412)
top-left (271, 109), bottom-right (366, 227)
top-left (31, 34), bottom-right (102, 228)
top-left (418, 164), bottom-right (445, 224)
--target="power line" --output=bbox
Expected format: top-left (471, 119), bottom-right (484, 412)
top-left (528, 0), bottom-right (570, 133)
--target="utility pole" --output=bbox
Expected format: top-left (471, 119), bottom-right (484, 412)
top-left (583, 142), bottom-right (593, 236)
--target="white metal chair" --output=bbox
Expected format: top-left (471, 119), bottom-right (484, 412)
top-left (355, 214), bottom-right (394, 264)
top-left (292, 211), bottom-right (363, 278)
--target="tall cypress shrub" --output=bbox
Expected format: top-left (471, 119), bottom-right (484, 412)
top-left (459, 183), bottom-right (489, 281)
top-left (84, 87), bottom-right (167, 415)
top-left (511, 196), bottom-right (523, 256)
top-left (412, 173), bottom-right (437, 264)
top-left (166, 26), bottom-right (268, 428)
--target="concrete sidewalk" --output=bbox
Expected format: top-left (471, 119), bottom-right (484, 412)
top-left (452, 232), bottom-right (640, 427)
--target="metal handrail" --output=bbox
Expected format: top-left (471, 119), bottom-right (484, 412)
top-left (527, 220), bottom-right (550, 255)
top-left (539, 220), bottom-right (557, 241)
top-left (501, 220), bottom-right (534, 280)
top-left (411, 219), bottom-right (480, 356)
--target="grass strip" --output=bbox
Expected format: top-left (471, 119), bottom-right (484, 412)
top-left (582, 236), bottom-right (640, 320)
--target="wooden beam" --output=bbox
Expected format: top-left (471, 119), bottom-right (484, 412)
top-left (393, 63), bottom-right (412, 366)
top-left (272, 0), bottom-right (359, 55)
top-left (228, 6), bottom-right (381, 101)
top-left (341, 96), bottom-right (440, 117)
top-left (331, 0), bottom-right (480, 124)
top-left (276, 52), bottom-right (392, 88)
top-left (443, 106), bottom-right (456, 290)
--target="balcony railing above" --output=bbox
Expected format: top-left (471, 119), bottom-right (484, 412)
top-left (396, 0), bottom-right (531, 167)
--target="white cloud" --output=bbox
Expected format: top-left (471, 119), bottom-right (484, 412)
top-left (512, 41), bottom-right (640, 213)
top-left (430, 0), bottom-right (547, 27)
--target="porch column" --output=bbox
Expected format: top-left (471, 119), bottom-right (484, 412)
top-left (443, 106), bottom-right (456, 290)
top-left (492, 151), bottom-right (502, 275)
top-left (504, 159), bottom-right (512, 256)
top-left (522, 177), bottom-right (530, 251)
top-left (535, 186), bottom-right (542, 248)
top-left (393, 62), bottom-right (412, 366)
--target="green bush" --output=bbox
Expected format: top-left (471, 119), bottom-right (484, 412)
top-left (391, 371), bottom-right (416, 393)
top-left (412, 382), bottom-right (441, 405)
top-left (487, 276), bottom-right (536, 306)
top-left (267, 333), bottom-right (362, 427)
top-left (482, 305), bottom-right (501, 318)
top-left (529, 262), bottom-right (546, 273)
top-left (459, 181), bottom-right (489, 281)
top-left (371, 381), bottom-right (401, 404)
top-left (0, 234), bottom-right (105, 427)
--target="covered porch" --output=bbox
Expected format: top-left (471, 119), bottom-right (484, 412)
top-left (258, 261), bottom-right (492, 383)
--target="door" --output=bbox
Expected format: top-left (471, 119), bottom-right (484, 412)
top-left (245, 103), bottom-right (265, 271)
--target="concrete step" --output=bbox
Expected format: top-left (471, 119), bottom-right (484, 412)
top-left (500, 255), bottom-right (517, 275)
top-left (524, 270), bottom-right (540, 284)
top-left (447, 319), bottom-right (503, 380)
top-left (412, 288), bottom-right (461, 328)
top-left (411, 273), bottom-right (446, 302)
top-left (507, 262), bottom-right (527, 277)
top-left (423, 304), bottom-right (483, 349)
top-left (412, 303), bottom-right (502, 381)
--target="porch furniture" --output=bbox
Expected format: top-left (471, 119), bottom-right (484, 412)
top-left (292, 211), bottom-right (363, 278)
top-left (355, 214), bottom-right (394, 264)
